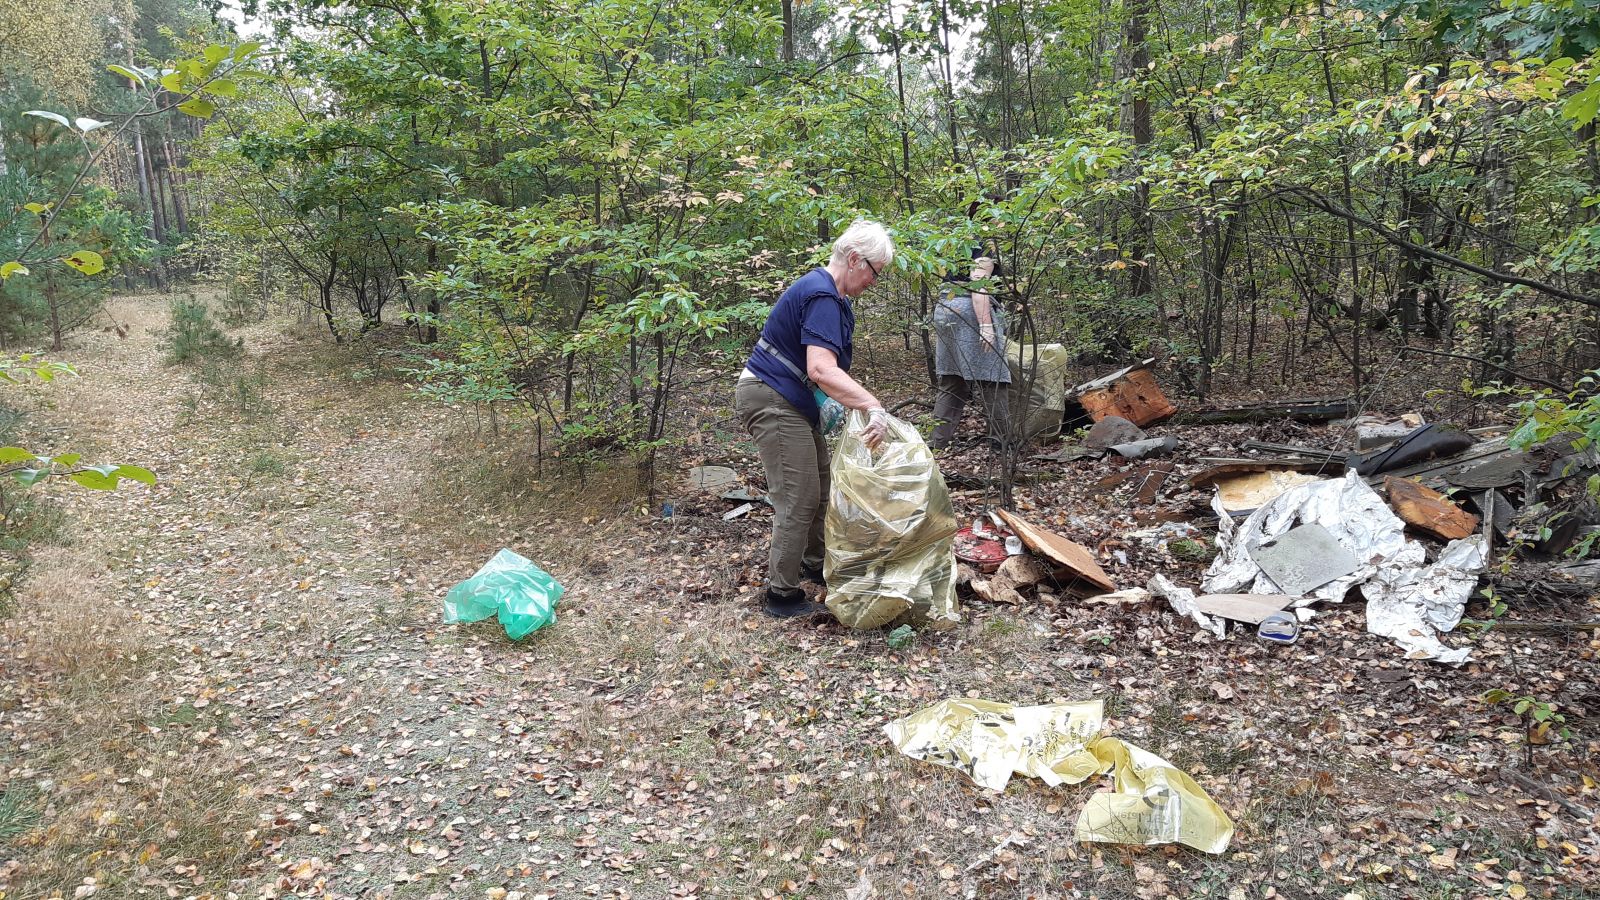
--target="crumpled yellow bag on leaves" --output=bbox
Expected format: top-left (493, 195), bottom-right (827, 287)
top-left (824, 409), bottom-right (959, 631)
top-left (884, 698), bottom-right (1234, 854)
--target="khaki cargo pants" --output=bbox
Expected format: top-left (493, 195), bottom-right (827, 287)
top-left (734, 377), bottom-right (828, 593)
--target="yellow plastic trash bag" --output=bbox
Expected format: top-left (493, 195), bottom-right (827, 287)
top-left (1075, 736), bottom-right (1234, 853)
top-left (1005, 340), bottom-right (1071, 441)
top-left (881, 698), bottom-right (1104, 790)
top-left (824, 409), bottom-right (959, 630)
top-left (884, 698), bottom-right (1234, 854)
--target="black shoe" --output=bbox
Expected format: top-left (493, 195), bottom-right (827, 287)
top-left (761, 586), bottom-right (825, 619)
top-left (800, 562), bottom-right (825, 585)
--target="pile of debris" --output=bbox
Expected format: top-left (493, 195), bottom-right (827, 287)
top-left (961, 358), bottom-right (1600, 664)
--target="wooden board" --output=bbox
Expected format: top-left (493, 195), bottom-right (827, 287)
top-left (1384, 476), bottom-right (1480, 541)
top-left (994, 509), bottom-right (1116, 592)
top-left (1194, 593), bottom-right (1294, 625)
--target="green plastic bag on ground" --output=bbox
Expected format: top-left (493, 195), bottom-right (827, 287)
top-left (443, 548), bottom-right (564, 640)
top-left (824, 409), bottom-right (959, 631)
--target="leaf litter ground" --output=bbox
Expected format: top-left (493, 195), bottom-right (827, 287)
top-left (2, 294), bottom-right (1598, 899)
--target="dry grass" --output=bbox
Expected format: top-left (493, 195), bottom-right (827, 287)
top-left (402, 420), bottom-right (651, 528)
top-left (0, 548), bottom-right (263, 898)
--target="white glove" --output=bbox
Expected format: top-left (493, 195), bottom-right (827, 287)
top-left (861, 406), bottom-right (891, 451)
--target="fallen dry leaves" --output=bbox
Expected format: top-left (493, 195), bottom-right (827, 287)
top-left (0, 295), bottom-right (1597, 899)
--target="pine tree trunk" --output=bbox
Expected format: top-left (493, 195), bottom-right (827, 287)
top-left (138, 126), bottom-right (169, 289)
top-left (162, 136), bottom-right (188, 235)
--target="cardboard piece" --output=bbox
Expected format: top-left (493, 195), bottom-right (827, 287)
top-left (995, 509), bottom-right (1116, 592)
top-left (1194, 593), bottom-right (1294, 625)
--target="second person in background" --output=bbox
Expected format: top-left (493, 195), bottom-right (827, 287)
top-left (930, 252), bottom-right (1011, 451)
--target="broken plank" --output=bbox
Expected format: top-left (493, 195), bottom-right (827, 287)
top-left (994, 509), bottom-right (1116, 592)
top-left (1384, 476), bottom-right (1480, 540)
top-left (1080, 588), bottom-right (1151, 606)
top-left (1069, 358), bottom-right (1158, 395)
top-left (1190, 458), bottom-right (1343, 488)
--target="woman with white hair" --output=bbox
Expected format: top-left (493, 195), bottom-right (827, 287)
top-left (735, 220), bottom-right (895, 618)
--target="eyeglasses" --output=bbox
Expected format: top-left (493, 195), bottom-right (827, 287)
top-left (861, 255), bottom-right (882, 283)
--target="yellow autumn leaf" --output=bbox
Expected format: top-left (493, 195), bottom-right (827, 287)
top-left (63, 249), bottom-right (105, 275)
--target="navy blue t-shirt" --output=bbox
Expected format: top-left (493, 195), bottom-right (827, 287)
top-left (745, 267), bottom-right (854, 427)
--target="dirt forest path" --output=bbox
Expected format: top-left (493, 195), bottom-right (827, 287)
top-left (5, 292), bottom-right (1598, 899)
top-left (5, 293), bottom-right (771, 898)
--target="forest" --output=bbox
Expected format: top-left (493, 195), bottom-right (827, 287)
top-left (3, 0), bottom-right (1600, 897)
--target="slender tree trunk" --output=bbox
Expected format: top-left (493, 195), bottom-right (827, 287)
top-left (142, 129), bottom-right (168, 243)
top-left (320, 254), bottom-right (341, 343)
top-left (781, 0), bottom-right (828, 242)
top-left (44, 226), bottom-right (62, 351)
top-left (781, 0), bottom-right (795, 63)
top-left (1318, 0), bottom-right (1362, 391)
top-left (1482, 101), bottom-right (1516, 379)
top-left (425, 242), bottom-right (439, 343)
top-left (130, 124), bottom-right (166, 289)
top-left (937, 0), bottom-right (961, 163)
top-left (1578, 121), bottom-right (1600, 373)
top-left (479, 39), bottom-right (506, 206)
top-left (1122, 0), bottom-right (1156, 309)
top-left (1015, 2), bottom-right (1043, 137)
top-left (885, 8), bottom-right (934, 395)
